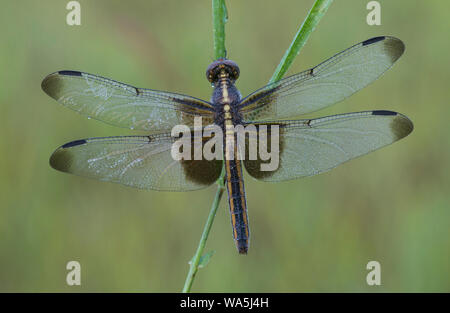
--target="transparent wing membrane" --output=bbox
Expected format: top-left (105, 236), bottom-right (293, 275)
top-left (50, 133), bottom-right (223, 191)
top-left (42, 71), bottom-right (214, 132)
top-left (243, 110), bottom-right (413, 181)
top-left (240, 36), bottom-right (405, 121)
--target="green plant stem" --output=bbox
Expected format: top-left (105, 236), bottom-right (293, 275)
top-left (182, 0), bottom-right (227, 293)
top-left (182, 0), bottom-right (333, 292)
top-left (182, 168), bottom-right (225, 293)
top-left (212, 0), bottom-right (227, 59)
top-left (269, 0), bottom-right (334, 83)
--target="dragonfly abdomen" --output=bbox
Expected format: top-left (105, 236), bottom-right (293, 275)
top-left (224, 140), bottom-right (250, 254)
top-left (209, 61), bottom-right (249, 254)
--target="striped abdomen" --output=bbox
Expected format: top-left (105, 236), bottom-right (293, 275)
top-left (214, 72), bottom-right (249, 254)
top-left (224, 117), bottom-right (249, 254)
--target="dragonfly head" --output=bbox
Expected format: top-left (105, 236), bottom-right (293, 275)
top-left (206, 59), bottom-right (240, 84)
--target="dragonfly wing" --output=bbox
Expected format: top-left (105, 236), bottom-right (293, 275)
top-left (243, 110), bottom-right (413, 181)
top-left (42, 71), bottom-right (214, 132)
top-left (240, 36), bottom-right (405, 121)
top-left (50, 133), bottom-right (223, 191)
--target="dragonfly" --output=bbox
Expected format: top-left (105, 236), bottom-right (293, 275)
top-left (42, 36), bottom-right (413, 254)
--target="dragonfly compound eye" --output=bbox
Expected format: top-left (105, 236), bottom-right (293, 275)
top-left (206, 59), bottom-right (240, 83)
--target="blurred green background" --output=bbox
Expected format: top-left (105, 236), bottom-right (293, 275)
top-left (0, 0), bottom-right (449, 292)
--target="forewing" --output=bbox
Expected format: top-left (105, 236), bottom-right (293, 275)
top-left (50, 133), bottom-right (223, 191)
top-left (240, 37), bottom-right (405, 121)
top-left (42, 71), bottom-right (214, 132)
top-left (243, 110), bottom-right (413, 181)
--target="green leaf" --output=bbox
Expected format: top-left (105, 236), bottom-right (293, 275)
top-left (198, 250), bottom-right (216, 268)
top-left (269, 0), bottom-right (334, 83)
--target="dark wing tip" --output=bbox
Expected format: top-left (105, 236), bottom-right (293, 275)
top-left (372, 110), bottom-right (397, 116)
top-left (41, 73), bottom-right (55, 94)
top-left (362, 36), bottom-right (386, 46)
top-left (42, 70), bottom-right (82, 98)
top-left (58, 70), bottom-right (82, 76)
top-left (362, 36), bottom-right (405, 63)
top-left (372, 110), bottom-right (413, 140)
top-left (391, 113), bottom-right (414, 140)
top-left (50, 148), bottom-right (73, 173)
top-left (41, 72), bottom-right (62, 98)
top-left (384, 36), bottom-right (405, 63)
top-left (50, 139), bottom-right (86, 172)
top-left (62, 139), bottom-right (87, 148)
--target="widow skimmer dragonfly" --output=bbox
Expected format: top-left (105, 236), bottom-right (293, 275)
top-left (42, 36), bottom-right (413, 254)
